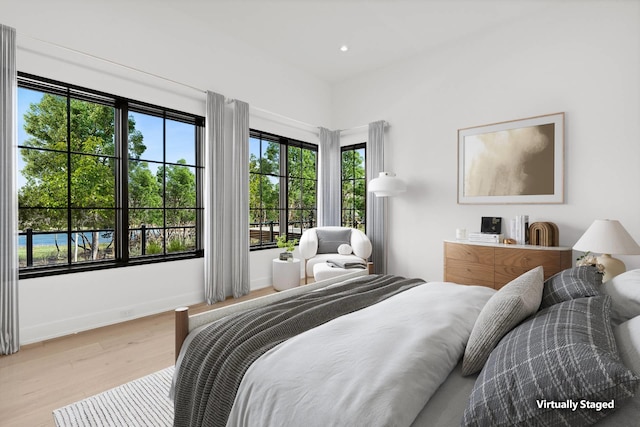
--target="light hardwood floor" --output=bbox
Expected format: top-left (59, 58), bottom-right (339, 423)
top-left (0, 287), bottom-right (275, 427)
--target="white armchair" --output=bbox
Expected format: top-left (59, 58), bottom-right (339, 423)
top-left (299, 226), bottom-right (372, 283)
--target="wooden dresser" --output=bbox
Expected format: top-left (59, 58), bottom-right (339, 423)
top-left (444, 240), bottom-right (573, 289)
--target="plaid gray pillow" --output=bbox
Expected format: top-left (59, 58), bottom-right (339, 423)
top-left (540, 265), bottom-right (602, 309)
top-left (462, 296), bottom-right (639, 427)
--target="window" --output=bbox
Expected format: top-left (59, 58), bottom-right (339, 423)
top-left (249, 130), bottom-right (317, 249)
top-left (127, 107), bottom-right (200, 258)
top-left (341, 144), bottom-right (366, 231)
top-left (17, 73), bottom-right (203, 277)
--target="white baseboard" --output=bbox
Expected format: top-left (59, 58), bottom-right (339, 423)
top-left (20, 290), bottom-right (204, 345)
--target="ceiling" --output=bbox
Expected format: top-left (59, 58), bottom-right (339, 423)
top-left (163, 0), bottom-right (553, 84)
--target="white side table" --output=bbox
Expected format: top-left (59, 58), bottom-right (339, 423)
top-left (272, 258), bottom-right (301, 291)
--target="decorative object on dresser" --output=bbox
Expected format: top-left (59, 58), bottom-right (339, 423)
top-left (457, 112), bottom-right (564, 204)
top-left (443, 240), bottom-right (572, 289)
top-left (573, 219), bottom-right (640, 282)
top-left (529, 221), bottom-right (559, 246)
top-left (480, 216), bottom-right (502, 234)
top-left (510, 214), bottom-right (529, 244)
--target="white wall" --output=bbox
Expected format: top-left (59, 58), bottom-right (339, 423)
top-left (3, 3), bottom-right (328, 344)
top-left (332, 1), bottom-right (640, 282)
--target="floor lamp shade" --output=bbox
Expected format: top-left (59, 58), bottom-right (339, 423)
top-left (368, 172), bottom-right (406, 197)
top-left (573, 219), bottom-right (640, 281)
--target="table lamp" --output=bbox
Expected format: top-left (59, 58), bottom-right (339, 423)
top-left (573, 219), bottom-right (640, 282)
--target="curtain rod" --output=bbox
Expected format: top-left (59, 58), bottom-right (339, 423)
top-left (18, 34), bottom-right (383, 135)
top-left (19, 35), bottom-right (207, 95)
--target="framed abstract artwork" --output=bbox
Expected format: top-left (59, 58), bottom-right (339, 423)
top-left (457, 112), bottom-right (564, 204)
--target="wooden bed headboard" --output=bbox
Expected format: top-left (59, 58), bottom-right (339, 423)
top-left (174, 268), bottom-right (370, 361)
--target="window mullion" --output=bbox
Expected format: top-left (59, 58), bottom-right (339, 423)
top-left (66, 90), bottom-right (73, 266)
top-left (279, 140), bottom-right (288, 240)
top-left (115, 100), bottom-right (129, 264)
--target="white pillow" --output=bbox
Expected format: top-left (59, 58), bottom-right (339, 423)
top-left (615, 315), bottom-right (640, 375)
top-left (604, 316), bottom-right (640, 425)
top-left (462, 266), bottom-right (544, 376)
top-left (601, 269), bottom-right (640, 325)
top-left (337, 243), bottom-right (353, 255)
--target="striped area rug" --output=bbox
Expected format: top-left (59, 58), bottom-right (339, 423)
top-left (53, 366), bottom-right (174, 427)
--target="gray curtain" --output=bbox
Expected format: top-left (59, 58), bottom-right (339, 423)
top-left (318, 127), bottom-right (341, 226)
top-left (204, 91), bottom-right (226, 304)
top-left (204, 92), bottom-right (250, 303)
top-left (0, 24), bottom-right (19, 355)
top-left (366, 121), bottom-right (385, 274)
top-left (230, 100), bottom-right (250, 298)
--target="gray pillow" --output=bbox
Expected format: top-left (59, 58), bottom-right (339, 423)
top-left (462, 296), bottom-right (640, 426)
top-left (462, 266), bottom-right (544, 376)
top-left (539, 265), bottom-right (602, 309)
top-left (316, 228), bottom-right (352, 254)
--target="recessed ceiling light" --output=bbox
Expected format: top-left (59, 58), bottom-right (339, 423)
top-left (340, 45), bottom-right (349, 52)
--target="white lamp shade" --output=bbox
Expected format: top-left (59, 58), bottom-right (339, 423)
top-left (368, 172), bottom-right (406, 197)
top-left (573, 219), bottom-right (640, 255)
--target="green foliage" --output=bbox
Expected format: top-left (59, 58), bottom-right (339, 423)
top-left (276, 234), bottom-right (298, 252)
top-left (129, 161), bottom-right (163, 227)
top-left (167, 238), bottom-right (187, 253)
top-left (146, 241), bottom-right (163, 254)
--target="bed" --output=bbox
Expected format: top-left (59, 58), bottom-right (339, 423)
top-left (171, 266), bottom-right (640, 427)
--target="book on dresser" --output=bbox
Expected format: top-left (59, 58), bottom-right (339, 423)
top-left (467, 232), bottom-right (504, 243)
top-left (443, 240), bottom-right (572, 289)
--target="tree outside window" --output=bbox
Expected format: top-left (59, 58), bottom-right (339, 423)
top-left (341, 144), bottom-right (366, 231)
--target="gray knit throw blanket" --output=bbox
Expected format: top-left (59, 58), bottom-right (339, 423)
top-left (173, 274), bottom-right (424, 427)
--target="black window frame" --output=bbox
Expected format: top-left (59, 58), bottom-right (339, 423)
top-left (341, 143), bottom-right (367, 231)
top-left (249, 129), bottom-right (318, 250)
top-left (17, 73), bottom-right (204, 279)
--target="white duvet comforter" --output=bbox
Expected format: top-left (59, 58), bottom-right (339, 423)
top-left (226, 282), bottom-right (496, 427)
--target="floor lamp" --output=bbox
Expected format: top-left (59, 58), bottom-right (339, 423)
top-left (368, 172), bottom-right (407, 273)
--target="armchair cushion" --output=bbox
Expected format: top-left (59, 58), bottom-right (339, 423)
top-left (316, 228), bottom-right (352, 254)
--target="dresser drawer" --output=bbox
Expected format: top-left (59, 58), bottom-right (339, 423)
top-left (494, 266), bottom-right (533, 289)
top-left (444, 258), bottom-right (494, 287)
top-left (445, 242), bottom-right (494, 264)
top-left (495, 247), bottom-right (571, 279)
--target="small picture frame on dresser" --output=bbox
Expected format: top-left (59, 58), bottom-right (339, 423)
top-left (481, 217), bottom-right (502, 234)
